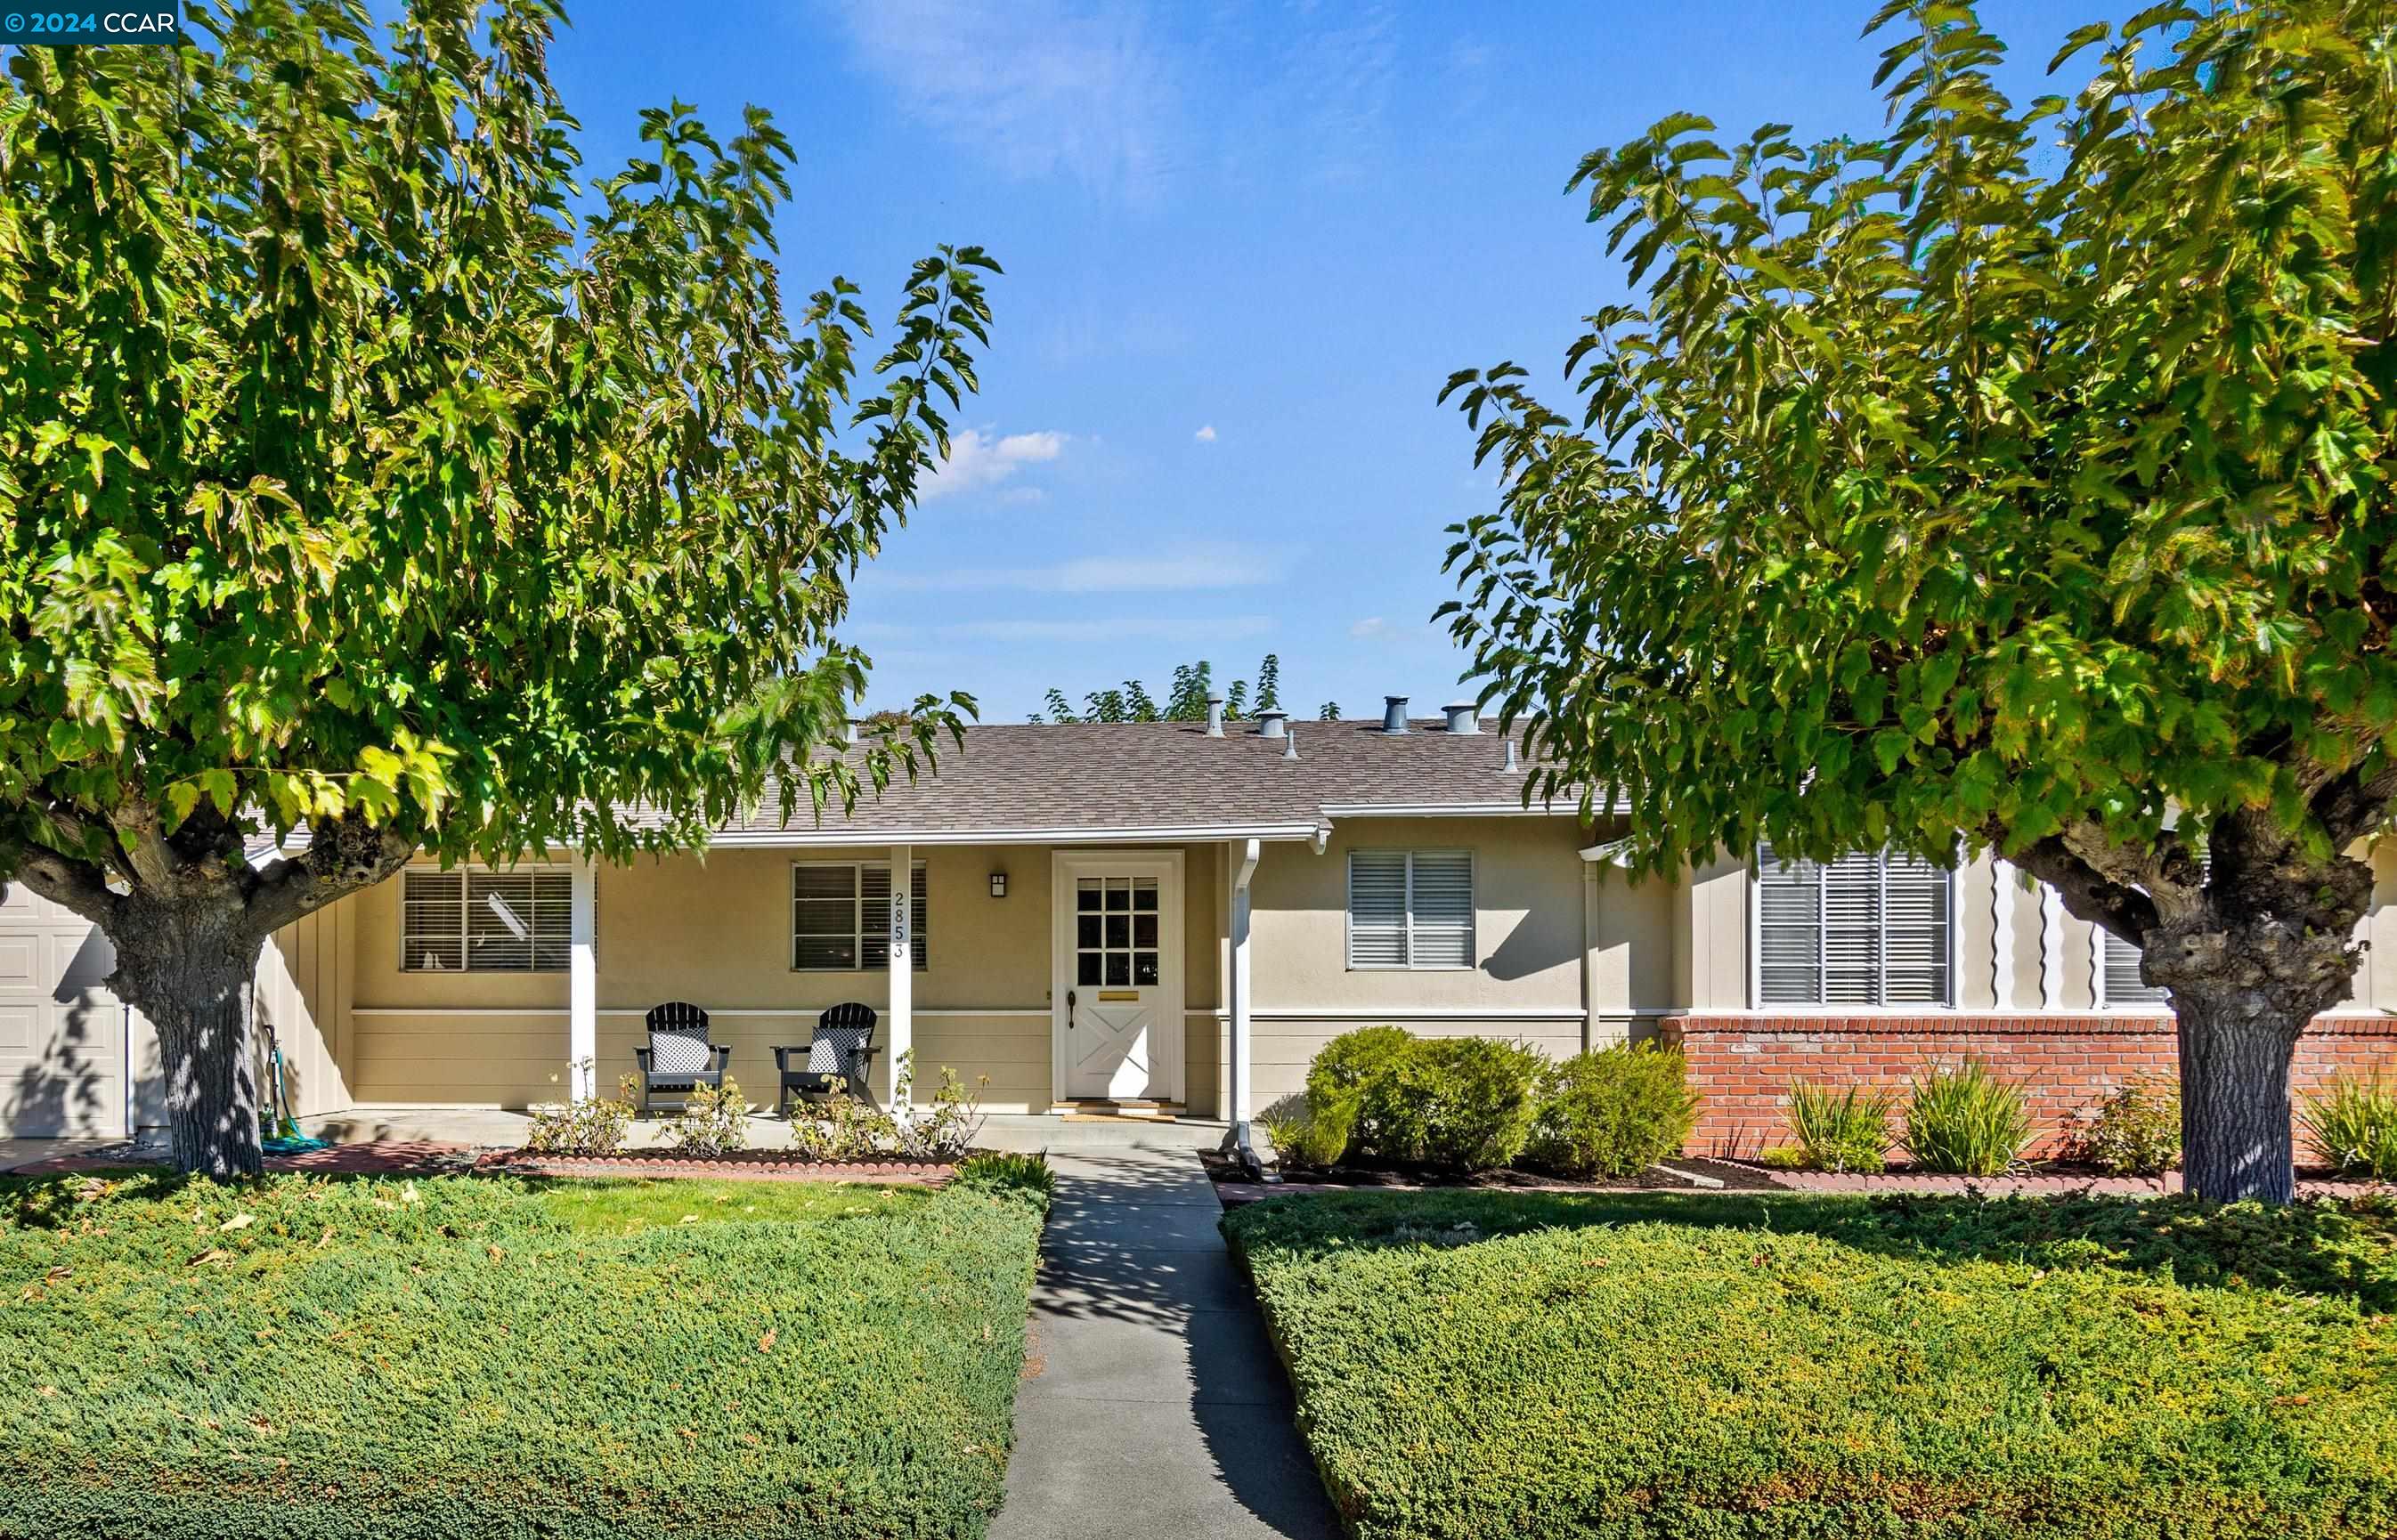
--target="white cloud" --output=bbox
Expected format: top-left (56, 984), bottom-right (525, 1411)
top-left (872, 540), bottom-right (1289, 595)
top-left (1349, 616), bottom-right (1386, 637)
top-left (1193, 424), bottom-right (1217, 443)
top-left (922, 428), bottom-right (1067, 502)
top-left (830, 0), bottom-right (1174, 201)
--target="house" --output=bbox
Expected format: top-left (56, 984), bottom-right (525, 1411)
top-left (4, 696), bottom-right (2393, 1152)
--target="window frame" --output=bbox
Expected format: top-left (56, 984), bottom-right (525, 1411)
top-left (790, 859), bottom-right (930, 973)
top-left (1344, 847), bottom-right (1477, 972)
top-left (1747, 845), bottom-right (1957, 1009)
top-left (398, 865), bottom-right (576, 975)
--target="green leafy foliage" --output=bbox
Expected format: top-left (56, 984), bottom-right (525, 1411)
top-left (2304, 1075), bottom-right (2397, 1179)
top-left (952, 1152), bottom-right (1054, 1211)
top-left (664, 1076), bottom-right (752, 1155)
top-left (0, 1171), bottom-right (1042, 1539)
top-left (0, 0), bottom-right (1000, 1171)
top-left (1436, 0), bottom-right (2397, 1201)
top-left (1257, 1093), bottom-right (1352, 1171)
top-left (1303, 1027), bottom-right (1542, 1174)
top-left (523, 1071), bottom-right (638, 1156)
top-left (1522, 1043), bottom-right (1700, 1179)
top-left (1030, 654), bottom-right (1287, 724)
top-left (1224, 1188), bottom-right (2397, 1540)
top-left (1904, 1061), bottom-right (2035, 1176)
top-left (1784, 1080), bottom-right (1898, 1173)
top-left (2079, 1077), bottom-right (2183, 1177)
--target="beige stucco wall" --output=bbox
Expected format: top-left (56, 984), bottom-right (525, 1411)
top-left (340, 842), bottom-right (1226, 1114)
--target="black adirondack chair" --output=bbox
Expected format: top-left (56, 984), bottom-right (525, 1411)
top-left (775, 1003), bottom-right (882, 1114)
top-left (633, 1001), bottom-right (731, 1115)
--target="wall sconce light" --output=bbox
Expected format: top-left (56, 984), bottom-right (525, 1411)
top-left (988, 871), bottom-right (1008, 899)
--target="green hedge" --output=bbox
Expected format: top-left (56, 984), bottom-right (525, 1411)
top-left (0, 1169), bottom-right (1046, 1540)
top-left (1225, 1189), bottom-right (2397, 1540)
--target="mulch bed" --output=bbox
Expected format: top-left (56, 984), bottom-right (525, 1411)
top-left (1207, 1153), bottom-right (1778, 1206)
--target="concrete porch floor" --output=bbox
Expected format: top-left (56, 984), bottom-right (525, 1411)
top-left (303, 1106), bottom-right (1230, 1156)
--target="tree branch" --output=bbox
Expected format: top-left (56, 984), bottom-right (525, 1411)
top-left (2310, 761), bottom-right (2397, 849)
top-left (1999, 823), bottom-right (2167, 946)
top-left (243, 813), bottom-right (418, 936)
top-left (8, 847), bottom-right (125, 929)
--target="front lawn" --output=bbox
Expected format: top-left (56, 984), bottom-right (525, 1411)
top-left (0, 1167), bottom-right (1045, 1540)
top-left (1224, 1189), bottom-right (2397, 1540)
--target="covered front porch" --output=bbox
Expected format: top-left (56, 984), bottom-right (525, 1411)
top-left (316, 831), bottom-right (1295, 1140)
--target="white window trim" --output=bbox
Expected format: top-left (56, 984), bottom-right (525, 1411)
top-left (791, 859), bottom-right (929, 973)
top-left (1345, 847), bottom-right (1477, 971)
top-left (1746, 846), bottom-right (1957, 1010)
top-left (399, 863), bottom-right (576, 974)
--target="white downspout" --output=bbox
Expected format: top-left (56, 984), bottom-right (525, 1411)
top-left (568, 855), bottom-right (597, 1100)
top-left (1220, 838), bottom-right (1269, 1179)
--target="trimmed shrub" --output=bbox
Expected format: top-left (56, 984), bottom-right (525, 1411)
top-left (1904, 1059), bottom-right (2033, 1175)
top-left (1224, 1188), bottom-right (2397, 1540)
top-left (2080, 1077), bottom-right (2182, 1176)
top-left (1785, 1080), bottom-right (1897, 1173)
top-left (1367, 1036), bottom-right (1544, 1173)
top-left (0, 1171), bottom-right (1044, 1540)
top-left (1304, 1025), bottom-right (1416, 1158)
top-left (2304, 1074), bottom-right (2397, 1180)
top-left (1523, 1043), bottom-right (1700, 1178)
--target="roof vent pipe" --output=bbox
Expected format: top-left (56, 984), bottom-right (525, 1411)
top-left (844, 718), bottom-right (862, 745)
top-left (1255, 709), bottom-right (1289, 740)
top-left (1502, 737), bottom-right (1520, 772)
top-left (1382, 696), bottom-right (1410, 734)
top-left (1282, 727), bottom-right (1299, 761)
top-left (1442, 701), bottom-right (1479, 734)
top-left (1205, 691), bottom-right (1225, 737)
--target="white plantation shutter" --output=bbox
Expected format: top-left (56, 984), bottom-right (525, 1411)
top-left (2102, 929), bottom-right (2166, 1005)
top-left (1347, 852), bottom-right (1410, 967)
top-left (1347, 850), bottom-right (1475, 969)
top-left (794, 862), bottom-right (928, 971)
top-left (1409, 852), bottom-right (1475, 968)
top-left (1756, 845), bottom-right (1951, 1006)
top-left (402, 871), bottom-right (466, 972)
top-left (403, 869), bottom-right (569, 973)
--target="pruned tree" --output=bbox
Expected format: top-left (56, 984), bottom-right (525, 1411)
top-left (1032, 655), bottom-right (1288, 724)
top-left (0, 0), bottom-right (995, 1174)
top-left (1441, 0), bottom-right (2394, 1202)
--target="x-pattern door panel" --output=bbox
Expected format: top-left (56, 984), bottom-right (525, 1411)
top-left (1053, 855), bottom-right (1182, 1102)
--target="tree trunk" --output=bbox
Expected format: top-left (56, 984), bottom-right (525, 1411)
top-left (2173, 994), bottom-right (2302, 1205)
top-left (109, 902), bottom-right (267, 1179)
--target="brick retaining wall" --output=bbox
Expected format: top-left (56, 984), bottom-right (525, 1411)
top-left (1661, 1014), bottom-right (2397, 1159)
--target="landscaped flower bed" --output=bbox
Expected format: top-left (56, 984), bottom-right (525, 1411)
top-left (0, 1163), bottom-right (1049, 1540)
top-left (1225, 1187), bottom-right (2397, 1540)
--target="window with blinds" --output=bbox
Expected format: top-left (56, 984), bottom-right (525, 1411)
top-left (792, 862), bottom-right (929, 971)
top-left (401, 869), bottom-right (573, 972)
top-left (1755, 845), bottom-right (1951, 1006)
top-left (1346, 850), bottom-right (1475, 969)
top-left (2100, 929), bottom-right (2169, 1007)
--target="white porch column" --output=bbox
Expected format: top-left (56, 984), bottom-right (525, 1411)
top-left (1580, 858), bottom-right (1601, 1053)
top-left (568, 855), bottom-right (597, 1100)
top-left (1221, 839), bottom-right (1264, 1174)
top-left (1991, 859), bottom-right (2018, 1012)
top-left (886, 843), bottom-right (913, 1111)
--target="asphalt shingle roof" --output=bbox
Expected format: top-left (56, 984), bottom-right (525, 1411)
top-left (698, 717), bottom-right (1572, 843)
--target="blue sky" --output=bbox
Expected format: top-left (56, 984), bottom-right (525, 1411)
top-left (549, 0), bottom-right (2126, 722)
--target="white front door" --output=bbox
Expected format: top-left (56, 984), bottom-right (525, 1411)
top-left (1052, 854), bottom-right (1183, 1102)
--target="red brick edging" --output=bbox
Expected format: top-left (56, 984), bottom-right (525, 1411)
top-left (1662, 1013), bottom-right (2397, 1160)
top-left (480, 1151), bottom-right (955, 1185)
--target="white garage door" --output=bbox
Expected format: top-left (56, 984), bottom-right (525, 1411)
top-left (0, 885), bottom-right (127, 1139)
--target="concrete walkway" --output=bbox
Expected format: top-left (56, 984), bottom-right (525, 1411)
top-left (992, 1149), bottom-right (1341, 1540)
